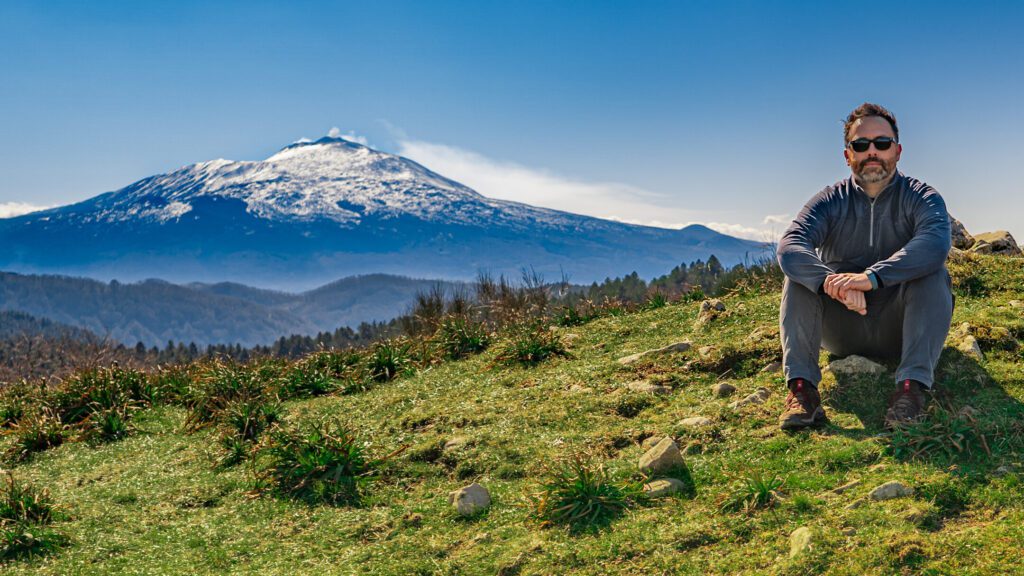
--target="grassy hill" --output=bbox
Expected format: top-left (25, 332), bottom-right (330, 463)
top-left (1, 251), bottom-right (1022, 575)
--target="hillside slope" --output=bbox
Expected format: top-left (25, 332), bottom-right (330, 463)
top-left (3, 252), bottom-right (1023, 575)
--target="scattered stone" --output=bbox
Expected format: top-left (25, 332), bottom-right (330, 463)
top-left (949, 217), bottom-right (975, 250)
top-left (696, 299), bottom-right (727, 325)
top-left (760, 361), bottom-right (783, 374)
top-left (711, 382), bottom-right (737, 398)
top-left (828, 354), bottom-right (886, 377)
top-left (729, 387), bottom-right (771, 409)
top-left (625, 380), bottom-right (672, 395)
top-left (994, 465), bottom-right (1013, 477)
top-left (957, 405), bottom-right (979, 419)
top-left (1009, 300), bottom-right (1024, 309)
top-left (844, 498), bottom-right (865, 510)
top-left (698, 345), bottom-right (715, 357)
top-left (640, 435), bottom-right (663, 450)
top-left (448, 483), bottom-right (491, 516)
top-left (970, 230), bottom-right (1022, 256)
top-left (867, 463), bottom-right (887, 472)
top-left (616, 341), bottom-right (692, 365)
top-left (562, 333), bottom-right (581, 346)
top-left (443, 436), bottom-right (469, 452)
top-left (841, 527), bottom-right (856, 536)
top-left (638, 437), bottom-right (686, 475)
top-left (643, 478), bottom-right (687, 498)
top-left (747, 327), bottom-right (778, 342)
top-left (957, 335), bottom-right (984, 361)
top-left (869, 481), bottom-right (914, 501)
top-left (831, 479), bottom-right (862, 495)
top-left (789, 527), bottom-right (813, 558)
top-left (678, 416), bottom-right (713, 428)
top-left (568, 384), bottom-right (594, 394)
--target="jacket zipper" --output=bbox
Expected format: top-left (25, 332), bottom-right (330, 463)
top-left (869, 197), bottom-right (876, 248)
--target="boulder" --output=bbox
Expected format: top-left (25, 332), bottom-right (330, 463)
top-left (969, 230), bottom-right (1021, 256)
top-left (642, 478), bottom-right (688, 498)
top-left (695, 299), bottom-right (726, 325)
top-left (448, 483), bottom-right (491, 516)
top-left (868, 481), bottom-right (914, 501)
top-left (789, 526), bottom-right (813, 558)
top-left (949, 217), bottom-right (975, 250)
top-left (638, 437), bottom-right (686, 475)
top-left (711, 382), bottom-right (737, 398)
top-left (828, 354), bottom-right (886, 377)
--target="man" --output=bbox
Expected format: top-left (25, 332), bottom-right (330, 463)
top-left (776, 102), bottom-right (953, 430)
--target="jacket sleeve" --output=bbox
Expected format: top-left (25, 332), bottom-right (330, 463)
top-left (866, 187), bottom-right (951, 286)
top-left (776, 189), bottom-right (836, 293)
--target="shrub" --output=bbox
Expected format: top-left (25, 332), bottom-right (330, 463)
top-left (0, 381), bottom-right (40, 428)
top-left (643, 291), bottom-right (668, 310)
top-left (365, 338), bottom-right (414, 382)
top-left (85, 406), bottom-right (132, 443)
top-left (0, 473), bottom-right (65, 560)
top-left (1, 473), bottom-right (57, 525)
top-left (529, 456), bottom-right (645, 532)
top-left (263, 418), bottom-right (378, 505)
top-left (888, 403), bottom-right (992, 463)
top-left (4, 409), bottom-right (66, 463)
top-left (434, 316), bottom-right (490, 360)
top-left (184, 360), bottom-right (270, 430)
top-left (221, 398), bottom-right (282, 443)
top-left (493, 321), bottom-right (568, 367)
top-left (280, 363), bottom-right (337, 398)
top-left (721, 469), bottom-right (786, 514)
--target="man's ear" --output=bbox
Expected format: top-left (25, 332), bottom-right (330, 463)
top-left (895, 143), bottom-right (902, 162)
top-left (843, 147), bottom-right (852, 166)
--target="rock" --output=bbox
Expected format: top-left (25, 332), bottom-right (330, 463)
top-left (562, 333), bottom-right (581, 346)
top-left (638, 437), bottom-right (686, 475)
top-left (626, 380), bottom-right (672, 395)
top-left (957, 335), bottom-right (984, 361)
top-left (678, 416), bottom-right (713, 428)
top-left (747, 327), bottom-right (777, 342)
top-left (994, 465), bottom-right (1013, 477)
top-left (443, 436), bottom-right (469, 452)
top-left (789, 526), bottom-right (813, 558)
top-left (902, 507), bottom-right (929, 524)
top-left (616, 341), bottom-right (692, 365)
top-left (448, 483), bottom-right (491, 516)
top-left (729, 387), bottom-right (771, 409)
top-left (760, 361), bottom-right (783, 374)
top-left (957, 405), bottom-right (979, 419)
top-left (828, 355), bottom-right (886, 377)
top-left (949, 217), bottom-right (975, 250)
top-left (970, 230), bottom-right (1022, 256)
top-left (844, 498), bottom-right (865, 510)
top-left (869, 481), bottom-right (914, 501)
top-left (640, 436), bottom-right (663, 450)
top-left (568, 384), bottom-right (594, 394)
top-left (695, 299), bottom-right (726, 325)
top-left (643, 478), bottom-right (687, 498)
top-left (841, 527), bottom-right (856, 536)
top-left (1009, 300), bottom-right (1024, 309)
top-left (698, 345), bottom-right (715, 357)
top-left (831, 479), bottom-right (862, 495)
top-left (711, 382), bottom-right (737, 398)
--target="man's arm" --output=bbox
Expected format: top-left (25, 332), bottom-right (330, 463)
top-left (865, 187), bottom-right (951, 286)
top-left (777, 188), bottom-right (836, 293)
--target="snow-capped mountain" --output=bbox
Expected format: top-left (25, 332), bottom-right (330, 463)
top-left (0, 137), bottom-right (768, 290)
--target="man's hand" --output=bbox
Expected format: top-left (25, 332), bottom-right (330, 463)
top-left (843, 288), bottom-right (867, 316)
top-left (824, 272), bottom-right (873, 300)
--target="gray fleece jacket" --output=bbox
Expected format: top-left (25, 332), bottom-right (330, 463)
top-left (777, 172), bottom-right (951, 293)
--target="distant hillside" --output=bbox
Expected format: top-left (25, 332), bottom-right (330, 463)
top-left (0, 309), bottom-right (99, 341)
top-left (0, 271), bottom-right (466, 347)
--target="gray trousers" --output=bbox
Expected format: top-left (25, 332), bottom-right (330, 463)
top-left (779, 269), bottom-right (954, 388)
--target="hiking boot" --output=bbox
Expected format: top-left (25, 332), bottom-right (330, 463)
top-left (885, 379), bottom-right (929, 428)
top-left (779, 378), bottom-right (826, 430)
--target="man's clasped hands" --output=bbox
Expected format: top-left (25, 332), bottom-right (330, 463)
top-left (823, 272), bottom-right (874, 316)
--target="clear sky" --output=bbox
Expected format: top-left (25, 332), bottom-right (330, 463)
top-left (1, 0), bottom-right (1021, 242)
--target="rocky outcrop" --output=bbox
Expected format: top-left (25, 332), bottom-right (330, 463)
top-left (969, 230), bottom-right (1022, 256)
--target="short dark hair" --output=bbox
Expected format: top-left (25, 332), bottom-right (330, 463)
top-left (843, 102), bottom-right (899, 144)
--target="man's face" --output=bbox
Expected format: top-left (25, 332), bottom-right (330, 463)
top-left (844, 116), bottom-right (902, 185)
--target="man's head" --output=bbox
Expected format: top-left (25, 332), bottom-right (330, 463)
top-left (843, 103), bottom-right (902, 185)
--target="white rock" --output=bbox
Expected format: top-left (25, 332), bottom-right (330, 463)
top-left (616, 341), bottom-right (692, 365)
top-left (448, 483), bottom-right (491, 516)
top-left (638, 437), bottom-right (686, 475)
top-left (830, 479), bottom-right (862, 495)
top-left (626, 380), bottom-right (672, 395)
top-left (1009, 300), bottom-right (1024, 309)
top-left (828, 354), bottom-right (886, 377)
top-left (789, 526), bottom-right (813, 558)
top-left (760, 361), bottom-right (783, 374)
top-left (711, 382), bottom-right (737, 397)
top-left (729, 387), bottom-right (771, 409)
top-left (868, 481), bottom-right (914, 501)
top-left (678, 416), bottom-right (713, 428)
top-left (643, 478), bottom-right (687, 498)
top-left (957, 335), bottom-right (984, 361)
top-left (443, 436), bottom-right (469, 452)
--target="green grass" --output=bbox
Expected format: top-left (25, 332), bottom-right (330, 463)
top-left (1, 252), bottom-right (1023, 574)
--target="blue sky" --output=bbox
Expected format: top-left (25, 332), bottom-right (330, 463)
top-left (1, 0), bottom-right (1021, 241)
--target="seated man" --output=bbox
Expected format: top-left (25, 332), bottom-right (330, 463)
top-left (776, 102), bottom-right (954, 430)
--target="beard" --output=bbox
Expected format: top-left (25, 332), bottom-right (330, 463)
top-left (854, 157), bottom-right (895, 184)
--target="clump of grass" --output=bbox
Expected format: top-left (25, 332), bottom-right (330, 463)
top-left (85, 405), bottom-right (132, 443)
top-left (0, 473), bottom-right (66, 560)
top-left (888, 403), bottom-right (992, 463)
top-left (493, 321), bottom-right (568, 366)
top-left (262, 418), bottom-right (385, 505)
top-left (643, 291), bottom-right (668, 310)
top-left (721, 469), bottom-right (786, 514)
top-left (529, 455), bottom-right (645, 532)
top-left (365, 338), bottom-right (414, 382)
top-left (4, 409), bottom-right (66, 463)
top-left (434, 315), bottom-right (491, 360)
top-left (280, 363), bottom-right (337, 398)
top-left (0, 381), bottom-right (39, 428)
top-left (184, 359), bottom-right (269, 429)
top-left (222, 398), bottom-right (282, 443)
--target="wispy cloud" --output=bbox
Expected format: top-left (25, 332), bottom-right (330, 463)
top-left (395, 137), bottom-right (782, 241)
top-left (0, 202), bottom-right (49, 219)
top-left (328, 127), bottom-right (370, 146)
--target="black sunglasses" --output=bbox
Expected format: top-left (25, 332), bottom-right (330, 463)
top-left (847, 137), bottom-right (897, 153)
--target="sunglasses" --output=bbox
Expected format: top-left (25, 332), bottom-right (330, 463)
top-left (847, 137), bottom-right (897, 153)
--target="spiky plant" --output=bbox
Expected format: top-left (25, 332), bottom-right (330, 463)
top-left (529, 456), bottom-right (645, 532)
